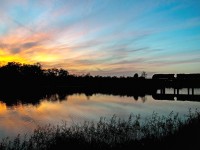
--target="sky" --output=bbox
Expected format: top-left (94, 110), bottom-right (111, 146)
top-left (0, 0), bottom-right (200, 77)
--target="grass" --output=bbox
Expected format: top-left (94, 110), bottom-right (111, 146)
top-left (0, 109), bottom-right (200, 150)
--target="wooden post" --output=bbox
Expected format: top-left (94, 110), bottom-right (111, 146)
top-left (192, 88), bottom-right (194, 95)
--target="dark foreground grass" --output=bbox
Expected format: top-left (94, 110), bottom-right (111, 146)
top-left (1, 110), bottom-right (200, 150)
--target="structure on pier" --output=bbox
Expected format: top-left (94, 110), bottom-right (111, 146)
top-left (152, 73), bottom-right (200, 101)
top-left (152, 73), bottom-right (200, 80)
top-left (154, 87), bottom-right (199, 101)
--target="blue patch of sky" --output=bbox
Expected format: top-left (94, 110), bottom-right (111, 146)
top-left (9, 4), bottom-right (44, 25)
top-left (0, 23), bottom-right (7, 35)
top-left (128, 1), bottom-right (200, 57)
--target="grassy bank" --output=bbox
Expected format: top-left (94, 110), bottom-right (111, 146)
top-left (1, 110), bottom-right (200, 150)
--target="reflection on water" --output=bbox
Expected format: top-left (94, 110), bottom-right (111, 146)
top-left (157, 88), bottom-right (200, 95)
top-left (0, 91), bottom-right (200, 139)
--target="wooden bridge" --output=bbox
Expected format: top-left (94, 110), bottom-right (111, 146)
top-left (153, 86), bottom-right (200, 101)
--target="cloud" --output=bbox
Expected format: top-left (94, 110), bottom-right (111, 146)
top-left (11, 47), bottom-right (21, 54)
top-left (0, 0), bottom-right (199, 76)
top-left (22, 42), bottom-right (40, 49)
top-left (9, 42), bottom-right (40, 54)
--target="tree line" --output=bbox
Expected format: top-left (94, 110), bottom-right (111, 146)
top-left (0, 62), bottom-right (147, 87)
top-left (0, 62), bottom-right (199, 90)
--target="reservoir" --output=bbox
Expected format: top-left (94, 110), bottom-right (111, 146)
top-left (0, 88), bottom-right (200, 139)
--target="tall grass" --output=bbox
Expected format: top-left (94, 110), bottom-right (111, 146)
top-left (1, 110), bottom-right (200, 150)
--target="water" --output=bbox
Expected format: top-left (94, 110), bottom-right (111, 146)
top-left (0, 88), bottom-right (200, 139)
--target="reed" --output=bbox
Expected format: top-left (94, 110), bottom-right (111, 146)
top-left (1, 109), bottom-right (199, 150)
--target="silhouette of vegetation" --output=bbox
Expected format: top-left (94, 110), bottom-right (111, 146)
top-left (0, 62), bottom-right (200, 105)
top-left (133, 73), bottom-right (138, 79)
top-left (0, 62), bottom-right (152, 104)
top-left (0, 110), bottom-right (199, 150)
top-left (140, 71), bottom-right (147, 79)
top-left (0, 62), bottom-right (199, 89)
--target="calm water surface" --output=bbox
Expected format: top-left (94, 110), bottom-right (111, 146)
top-left (0, 88), bottom-right (200, 139)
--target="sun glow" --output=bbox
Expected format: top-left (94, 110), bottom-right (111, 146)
top-left (31, 53), bottom-right (61, 62)
top-left (0, 0), bottom-right (199, 75)
top-left (0, 55), bottom-right (30, 66)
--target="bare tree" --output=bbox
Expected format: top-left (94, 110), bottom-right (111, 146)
top-left (140, 71), bottom-right (147, 78)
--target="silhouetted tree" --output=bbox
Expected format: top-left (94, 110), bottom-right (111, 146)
top-left (140, 71), bottom-right (147, 78)
top-left (134, 73), bottom-right (138, 79)
top-left (0, 61), bottom-right (199, 99)
top-left (58, 69), bottom-right (69, 77)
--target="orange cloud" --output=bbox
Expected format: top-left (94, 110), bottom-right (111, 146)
top-left (0, 28), bottom-right (65, 64)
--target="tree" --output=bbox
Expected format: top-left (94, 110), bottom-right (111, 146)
top-left (140, 71), bottom-right (147, 78)
top-left (133, 73), bottom-right (138, 79)
top-left (58, 69), bottom-right (69, 77)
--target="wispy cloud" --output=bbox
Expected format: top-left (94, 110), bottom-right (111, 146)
top-left (0, 0), bottom-right (200, 75)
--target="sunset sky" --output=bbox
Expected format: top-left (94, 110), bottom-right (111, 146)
top-left (0, 0), bottom-right (200, 76)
